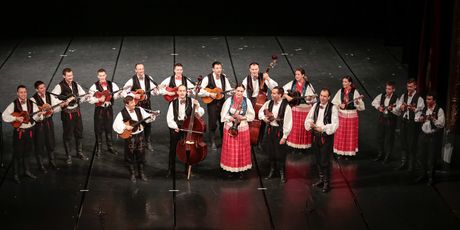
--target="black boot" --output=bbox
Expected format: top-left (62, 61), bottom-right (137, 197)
top-left (427, 170), bottom-right (434, 186)
top-left (322, 180), bottom-right (330, 193)
top-left (24, 159), bottom-right (37, 179)
top-left (280, 164), bottom-right (286, 183)
top-left (129, 164), bottom-right (136, 182)
top-left (64, 140), bottom-right (73, 165)
top-left (395, 159), bottom-right (407, 170)
top-left (313, 173), bottom-right (324, 188)
top-left (373, 153), bottom-right (383, 162)
top-left (382, 153), bottom-right (391, 164)
top-left (76, 139), bottom-right (89, 161)
top-left (415, 173), bottom-right (427, 183)
top-left (48, 151), bottom-right (59, 170)
top-left (95, 135), bottom-right (102, 159)
top-left (37, 155), bottom-right (47, 174)
top-left (407, 158), bottom-right (415, 172)
top-left (13, 159), bottom-right (21, 184)
top-left (209, 132), bottom-right (217, 151)
top-left (322, 168), bottom-right (331, 193)
top-left (264, 162), bottom-right (276, 180)
top-left (106, 134), bottom-right (118, 155)
top-left (139, 163), bottom-right (148, 181)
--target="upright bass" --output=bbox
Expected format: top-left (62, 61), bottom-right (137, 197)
top-left (176, 76), bottom-right (207, 180)
top-left (249, 55), bottom-right (278, 145)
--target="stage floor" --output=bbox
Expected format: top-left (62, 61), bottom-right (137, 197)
top-left (0, 36), bottom-right (459, 229)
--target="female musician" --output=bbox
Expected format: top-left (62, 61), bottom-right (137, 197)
top-left (332, 75), bottom-right (365, 158)
top-left (220, 84), bottom-right (255, 178)
top-left (283, 68), bottom-right (316, 152)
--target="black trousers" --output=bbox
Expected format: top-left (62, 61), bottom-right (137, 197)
top-left (264, 125), bottom-right (286, 165)
top-left (12, 128), bottom-right (34, 175)
top-left (207, 99), bottom-right (224, 136)
top-left (417, 132), bottom-right (442, 177)
top-left (169, 127), bottom-right (185, 170)
top-left (312, 132), bottom-right (333, 181)
top-left (399, 119), bottom-right (420, 165)
top-left (94, 106), bottom-right (114, 144)
top-left (61, 109), bottom-right (83, 141)
top-left (137, 99), bottom-right (152, 142)
top-left (34, 117), bottom-right (55, 161)
top-left (124, 132), bottom-right (146, 165)
top-left (377, 116), bottom-right (396, 157)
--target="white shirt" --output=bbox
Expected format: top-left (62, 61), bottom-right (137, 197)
top-left (258, 100), bottom-right (292, 139)
top-left (166, 98), bottom-right (205, 130)
top-left (158, 76), bottom-right (195, 95)
top-left (417, 105), bottom-right (445, 134)
top-left (30, 93), bottom-right (63, 118)
top-left (51, 81), bottom-right (88, 110)
top-left (198, 73), bottom-right (233, 97)
top-left (2, 100), bottom-right (43, 129)
top-left (304, 103), bottom-right (339, 135)
top-left (112, 106), bottom-right (155, 135)
top-left (221, 97), bottom-right (255, 125)
top-left (88, 81), bottom-right (121, 106)
top-left (123, 75), bottom-right (159, 98)
top-left (396, 91), bottom-right (425, 121)
top-left (332, 88), bottom-right (365, 111)
top-left (371, 93), bottom-right (399, 116)
top-left (242, 75), bottom-right (278, 97)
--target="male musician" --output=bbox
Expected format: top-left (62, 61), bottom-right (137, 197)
top-left (113, 96), bottom-right (157, 182)
top-left (52, 68), bottom-right (90, 165)
top-left (31, 81), bottom-right (62, 172)
top-left (2, 85), bottom-right (44, 183)
top-left (166, 85), bottom-right (204, 177)
top-left (198, 61), bottom-right (232, 150)
top-left (371, 81), bottom-right (399, 164)
top-left (395, 78), bottom-right (424, 171)
top-left (243, 62), bottom-right (278, 148)
top-left (305, 88), bottom-right (339, 193)
top-left (88, 68), bottom-right (122, 158)
top-left (415, 92), bottom-right (444, 185)
top-left (158, 63), bottom-right (194, 99)
top-left (258, 86), bottom-right (292, 183)
top-left (123, 63), bottom-right (159, 152)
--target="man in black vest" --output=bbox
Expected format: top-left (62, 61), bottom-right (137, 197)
top-left (31, 81), bottom-right (61, 172)
top-left (305, 88), bottom-right (339, 193)
top-left (123, 63), bottom-right (159, 152)
top-left (166, 85), bottom-right (204, 177)
top-left (113, 96), bottom-right (157, 182)
top-left (158, 63), bottom-right (194, 100)
top-left (51, 68), bottom-right (90, 165)
top-left (88, 68), bottom-right (122, 158)
top-left (371, 81), bottom-right (399, 164)
top-left (258, 86), bottom-right (292, 183)
top-left (415, 92), bottom-right (445, 185)
top-left (243, 62), bottom-right (278, 149)
top-left (396, 78), bottom-right (425, 171)
top-left (198, 61), bottom-right (233, 150)
top-left (2, 85), bottom-right (44, 183)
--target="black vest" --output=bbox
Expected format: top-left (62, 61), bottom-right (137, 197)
top-left (206, 73), bottom-right (226, 90)
top-left (172, 97), bottom-right (192, 123)
top-left (402, 91), bottom-right (421, 120)
top-left (340, 88), bottom-right (356, 110)
top-left (59, 80), bottom-right (79, 107)
top-left (33, 92), bottom-right (53, 118)
top-left (267, 99), bottom-right (288, 128)
top-left (131, 75), bottom-right (151, 99)
top-left (168, 75), bottom-right (187, 88)
top-left (379, 92), bottom-right (398, 119)
top-left (246, 73), bottom-right (268, 98)
top-left (422, 105), bottom-right (442, 131)
top-left (121, 107), bottom-right (143, 123)
top-left (95, 80), bottom-right (114, 104)
top-left (313, 102), bottom-right (333, 127)
top-left (13, 99), bottom-right (34, 124)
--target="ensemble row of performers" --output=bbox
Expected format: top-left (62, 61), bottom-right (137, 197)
top-left (1, 62), bottom-right (445, 192)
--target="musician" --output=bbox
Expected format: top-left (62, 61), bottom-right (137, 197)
top-left (166, 85), bottom-right (204, 177)
top-left (88, 68), bottom-right (122, 158)
top-left (158, 63), bottom-right (194, 98)
top-left (258, 86), bottom-right (292, 183)
top-left (332, 75), bottom-right (365, 159)
top-left (282, 68), bottom-right (316, 152)
top-left (113, 96), bottom-right (157, 182)
top-left (371, 81), bottom-right (399, 164)
top-left (51, 68), bottom-right (90, 165)
top-left (31, 81), bottom-right (62, 172)
top-left (2, 85), bottom-right (44, 183)
top-left (220, 84), bottom-right (255, 178)
top-left (198, 61), bottom-right (233, 150)
top-left (123, 63), bottom-right (159, 152)
top-left (305, 88), bottom-right (339, 192)
top-left (243, 62), bottom-right (278, 148)
top-left (395, 78), bottom-right (424, 171)
top-left (415, 92), bottom-right (444, 185)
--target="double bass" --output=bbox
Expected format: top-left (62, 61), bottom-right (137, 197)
top-left (249, 55), bottom-right (278, 145)
top-left (176, 76), bottom-right (207, 180)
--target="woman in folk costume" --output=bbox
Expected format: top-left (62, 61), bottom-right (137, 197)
top-left (283, 68), bottom-right (316, 151)
top-left (332, 75), bottom-right (365, 158)
top-left (220, 84), bottom-right (255, 178)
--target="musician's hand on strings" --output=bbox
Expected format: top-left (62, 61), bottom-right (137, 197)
top-left (378, 106), bottom-right (385, 112)
top-left (387, 105), bottom-right (394, 111)
top-left (263, 72), bottom-right (270, 81)
top-left (314, 126), bottom-right (323, 133)
top-left (175, 128), bottom-right (179, 133)
top-left (167, 91), bottom-right (176, 96)
top-left (16, 116), bottom-right (24, 123)
top-left (400, 103), bottom-right (407, 111)
top-left (339, 103), bottom-right (346, 110)
top-left (210, 92), bottom-right (217, 99)
top-left (98, 96), bottom-right (105, 103)
top-left (134, 94), bottom-right (141, 100)
top-left (150, 114), bottom-right (157, 121)
top-left (125, 125), bottom-right (133, 131)
top-left (280, 138), bottom-right (286, 145)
